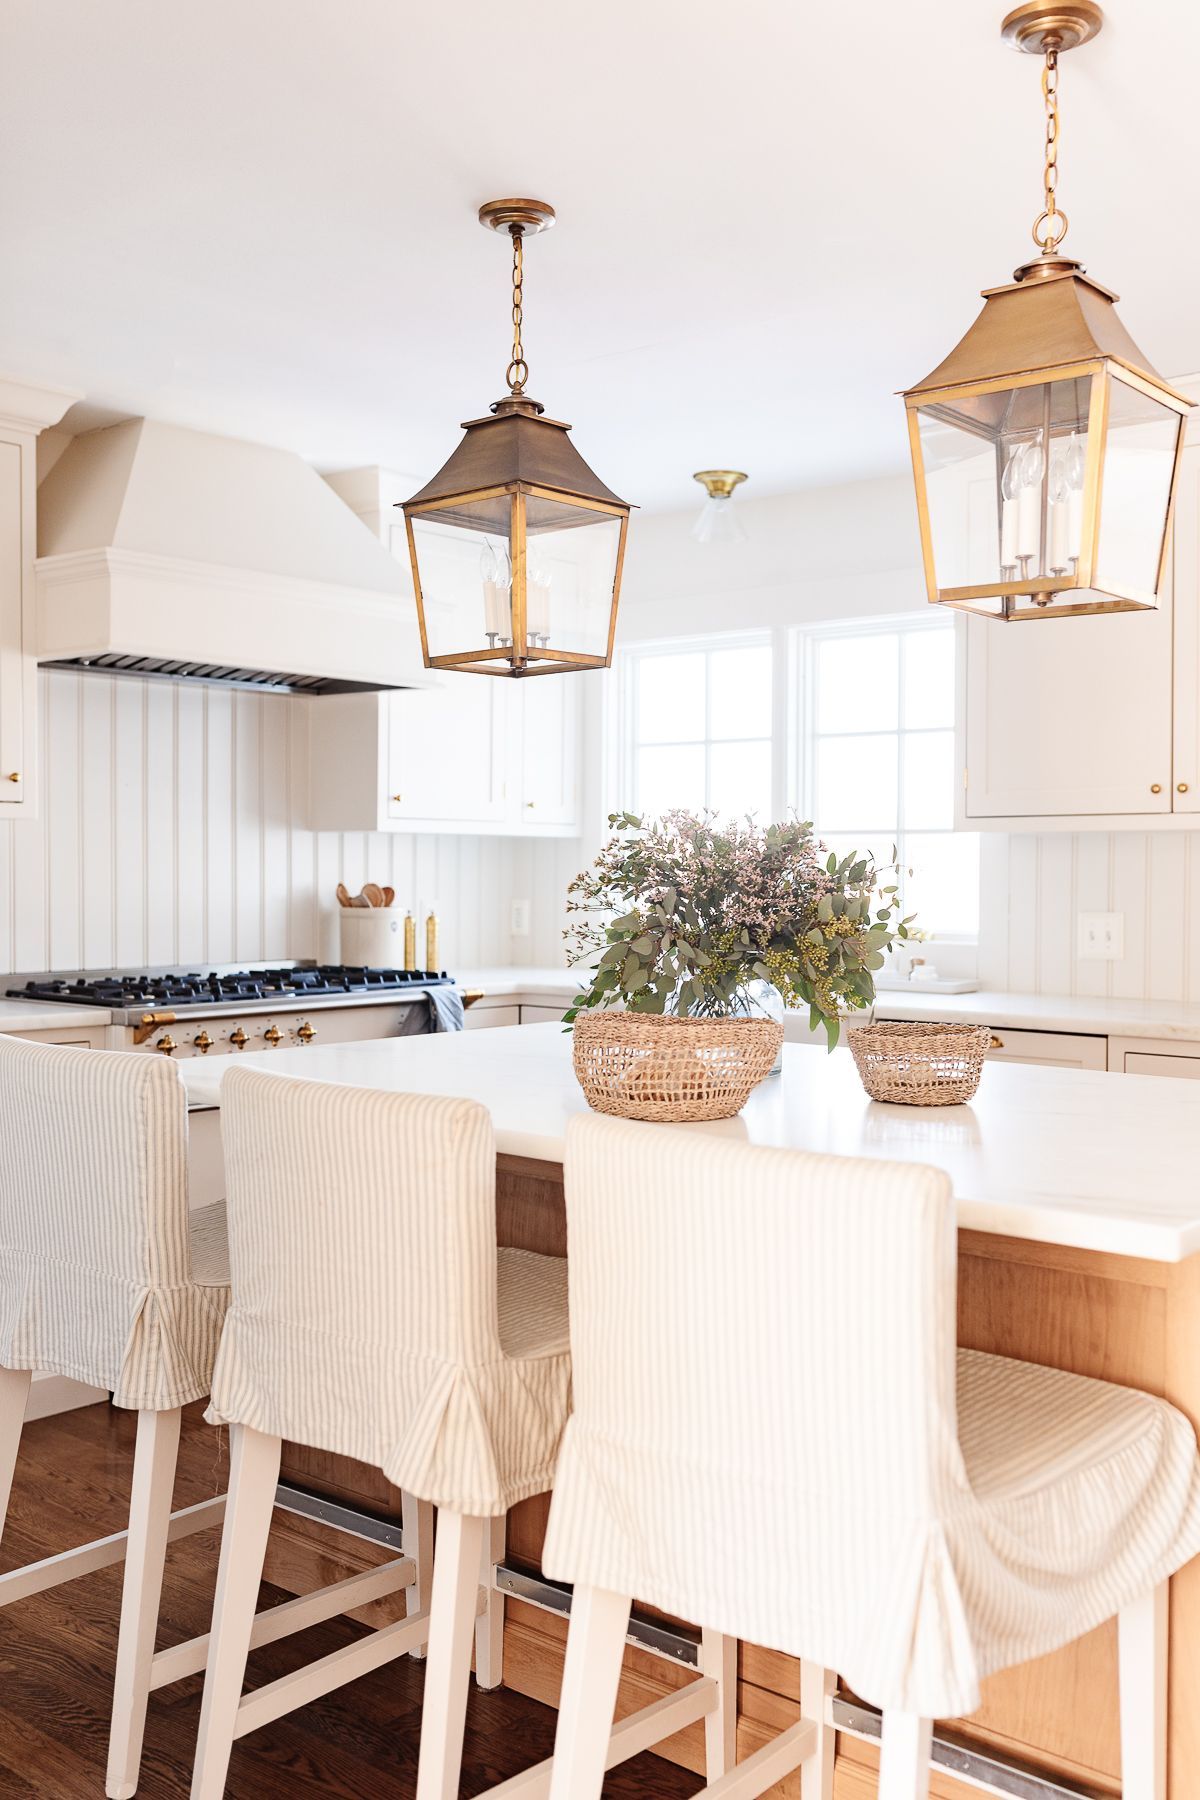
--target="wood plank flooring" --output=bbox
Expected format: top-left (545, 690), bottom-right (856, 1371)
top-left (0, 1401), bottom-right (700, 1797)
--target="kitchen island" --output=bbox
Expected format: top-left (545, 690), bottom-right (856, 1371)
top-left (183, 1027), bottom-right (1200, 1799)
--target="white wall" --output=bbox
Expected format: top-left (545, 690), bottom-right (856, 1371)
top-left (0, 668), bottom-right (569, 976)
top-left (613, 477), bottom-right (1200, 1003)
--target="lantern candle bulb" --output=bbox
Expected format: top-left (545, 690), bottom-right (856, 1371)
top-left (527, 559), bottom-right (552, 645)
top-left (1016, 433), bottom-right (1045, 570)
top-left (480, 542), bottom-right (512, 646)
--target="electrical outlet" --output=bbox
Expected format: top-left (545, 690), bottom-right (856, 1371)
top-left (1077, 911), bottom-right (1124, 961)
top-left (510, 899), bottom-right (531, 938)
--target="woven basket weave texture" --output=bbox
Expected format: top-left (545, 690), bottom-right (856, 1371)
top-left (847, 1020), bottom-right (992, 1107)
top-left (572, 1011), bottom-right (784, 1122)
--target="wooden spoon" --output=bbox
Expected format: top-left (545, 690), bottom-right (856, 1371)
top-left (382, 886), bottom-right (395, 907)
top-left (336, 882), bottom-right (352, 908)
top-left (362, 882), bottom-right (386, 908)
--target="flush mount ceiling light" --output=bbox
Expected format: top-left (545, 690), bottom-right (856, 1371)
top-left (400, 198), bottom-right (633, 677)
top-left (902, 2), bottom-right (1191, 621)
top-left (692, 469), bottom-right (749, 545)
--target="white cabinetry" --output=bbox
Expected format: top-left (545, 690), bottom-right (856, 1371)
top-left (983, 1027), bottom-right (1107, 1070)
top-left (958, 426), bottom-right (1200, 830)
top-left (0, 380), bottom-right (79, 817)
top-left (309, 677), bottom-right (581, 836)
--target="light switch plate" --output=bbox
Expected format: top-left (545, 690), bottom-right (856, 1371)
top-left (510, 899), bottom-right (531, 938)
top-left (1077, 911), bottom-right (1124, 961)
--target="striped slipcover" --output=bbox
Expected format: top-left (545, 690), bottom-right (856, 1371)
top-left (0, 1037), bottom-right (230, 1409)
top-left (542, 1114), bottom-right (1200, 1720)
top-left (207, 1070), bottom-right (571, 1517)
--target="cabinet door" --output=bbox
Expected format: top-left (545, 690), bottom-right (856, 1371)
top-left (518, 676), bottom-right (579, 827)
top-left (1123, 1051), bottom-right (1200, 1080)
top-left (0, 440), bottom-right (25, 805)
top-left (984, 1027), bottom-right (1107, 1070)
top-left (386, 680), bottom-right (512, 827)
top-left (960, 447), bottom-right (1175, 822)
top-left (1170, 441), bottom-right (1200, 811)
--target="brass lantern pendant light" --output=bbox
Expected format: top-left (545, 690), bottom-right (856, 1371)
top-left (401, 199), bottom-right (632, 676)
top-left (903, 2), bottom-right (1191, 621)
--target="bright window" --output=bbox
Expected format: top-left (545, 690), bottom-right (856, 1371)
top-left (616, 634), bottom-right (774, 822)
top-left (796, 616), bottom-right (979, 939)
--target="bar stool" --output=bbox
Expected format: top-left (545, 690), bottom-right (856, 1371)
top-left (541, 1115), bottom-right (1200, 1800)
top-left (0, 1037), bottom-right (231, 1799)
top-left (188, 1070), bottom-right (577, 1800)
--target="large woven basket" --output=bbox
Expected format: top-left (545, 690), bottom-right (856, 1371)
top-left (572, 1011), bottom-right (784, 1123)
top-left (847, 1021), bottom-right (993, 1107)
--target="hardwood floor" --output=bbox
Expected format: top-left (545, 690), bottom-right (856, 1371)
top-left (0, 1401), bottom-right (700, 1798)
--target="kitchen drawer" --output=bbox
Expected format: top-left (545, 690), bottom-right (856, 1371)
top-left (1108, 1035), bottom-right (1200, 1078)
top-left (6, 1026), bottom-right (108, 1048)
top-left (520, 1004), bottom-right (569, 1026)
top-left (983, 1027), bottom-right (1107, 1070)
top-left (464, 1003), bottom-right (521, 1031)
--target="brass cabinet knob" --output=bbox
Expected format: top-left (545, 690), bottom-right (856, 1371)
top-left (295, 1020), bottom-right (316, 1044)
top-left (193, 1030), bottom-right (213, 1055)
top-left (4, 772), bottom-right (17, 783)
top-left (1151, 783), bottom-right (1163, 794)
top-left (526, 800), bottom-right (536, 808)
top-left (989, 1034), bottom-right (1004, 1050)
top-left (263, 1024), bottom-right (282, 1046)
top-left (228, 1027), bottom-right (248, 1050)
top-left (154, 1034), bottom-right (176, 1056)
top-left (392, 793), bottom-right (404, 803)
top-left (1179, 783), bottom-right (1190, 794)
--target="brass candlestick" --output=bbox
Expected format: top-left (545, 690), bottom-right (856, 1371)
top-left (403, 912), bottom-right (416, 971)
top-left (425, 911), bottom-right (439, 972)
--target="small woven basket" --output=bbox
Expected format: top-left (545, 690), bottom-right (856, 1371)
top-left (847, 1021), bottom-right (993, 1107)
top-left (572, 1011), bottom-right (784, 1123)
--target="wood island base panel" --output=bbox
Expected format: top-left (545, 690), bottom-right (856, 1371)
top-left (260, 1155), bottom-right (1200, 1800)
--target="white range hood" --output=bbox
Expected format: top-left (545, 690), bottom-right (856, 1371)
top-left (34, 419), bottom-right (432, 693)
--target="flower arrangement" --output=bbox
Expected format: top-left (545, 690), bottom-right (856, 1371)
top-left (564, 810), bottom-right (913, 1047)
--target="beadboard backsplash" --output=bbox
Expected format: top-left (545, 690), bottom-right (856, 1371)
top-left (978, 831), bottom-right (1200, 1002)
top-left (0, 670), bottom-right (574, 976)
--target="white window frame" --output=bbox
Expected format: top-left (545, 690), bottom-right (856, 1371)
top-left (610, 628), bottom-right (782, 821)
top-left (790, 611), bottom-right (979, 946)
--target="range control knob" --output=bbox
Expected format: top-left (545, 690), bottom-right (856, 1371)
top-left (295, 1020), bottom-right (316, 1044)
top-left (263, 1024), bottom-right (283, 1047)
top-left (154, 1034), bottom-right (176, 1057)
top-left (193, 1030), bottom-right (213, 1055)
top-left (228, 1027), bottom-right (248, 1051)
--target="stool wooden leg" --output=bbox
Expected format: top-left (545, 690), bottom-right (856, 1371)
top-left (700, 1627), bottom-right (738, 1780)
top-left (474, 1513), bottom-right (506, 1691)
top-left (402, 1490), bottom-right (434, 1660)
top-left (1119, 1582), bottom-right (1168, 1800)
top-left (800, 1662), bottom-right (835, 1800)
top-left (878, 1711), bottom-right (931, 1800)
top-left (106, 1408), bottom-right (183, 1798)
top-left (0, 1368), bottom-right (31, 1547)
top-left (190, 1424), bottom-right (282, 1800)
top-left (416, 1509), bottom-right (486, 1800)
top-left (547, 1584), bottom-right (631, 1800)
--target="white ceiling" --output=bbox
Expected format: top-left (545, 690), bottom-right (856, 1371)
top-left (3, 0), bottom-right (1199, 512)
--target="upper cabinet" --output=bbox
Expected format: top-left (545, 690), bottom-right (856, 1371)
top-left (308, 678), bottom-right (582, 836)
top-left (0, 380), bottom-right (79, 818)
top-left (958, 430), bottom-right (1200, 830)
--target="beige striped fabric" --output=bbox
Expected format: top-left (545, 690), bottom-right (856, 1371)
top-left (0, 1036), bottom-right (230, 1410)
top-left (542, 1114), bottom-right (1200, 1719)
top-left (207, 1069), bottom-right (571, 1517)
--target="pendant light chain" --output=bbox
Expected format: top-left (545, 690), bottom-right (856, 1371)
top-left (506, 227), bottom-right (530, 394)
top-left (1032, 42), bottom-right (1068, 252)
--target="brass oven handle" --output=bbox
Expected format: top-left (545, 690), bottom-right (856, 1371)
top-left (228, 1027), bottom-right (248, 1050)
top-left (461, 988), bottom-right (486, 1009)
top-left (263, 1024), bottom-right (283, 1046)
top-left (989, 1034), bottom-right (1004, 1050)
top-left (296, 1020), bottom-right (316, 1044)
top-left (154, 1034), bottom-right (176, 1057)
top-left (193, 1031), bottom-right (213, 1055)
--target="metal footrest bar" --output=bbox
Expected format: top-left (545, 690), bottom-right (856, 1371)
top-left (273, 1479), bottom-right (406, 1551)
top-left (494, 1561), bottom-right (700, 1668)
top-left (832, 1699), bottom-right (1104, 1800)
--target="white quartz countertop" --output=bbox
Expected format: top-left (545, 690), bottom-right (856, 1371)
top-left (457, 967), bottom-right (584, 1000)
top-left (181, 1023), bottom-right (1200, 1264)
top-left (0, 999), bottom-right (113, 1032)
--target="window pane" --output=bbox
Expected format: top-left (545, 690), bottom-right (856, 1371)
top-left (709, 741), bottom-right (772, 823)
top-left (710, 645), bottom-right (773, 741)
top-left (815, 733), bottom-right (898, 835)
top-left (817, 634), bottom-right (898, 733)
top-left (902, 832), bottom-right (980, 937)
top-left (902, 730), bottom-right (954, 830)
top-left (637, 653), bottom-right (706, 745)
top-left (637, 744), bottom-right (706, 818)
top-left (902, 628), bottom-right (955, 729)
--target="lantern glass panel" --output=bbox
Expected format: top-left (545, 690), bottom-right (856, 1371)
top-left (525, 496), bottom-right (622, 661)
top-left (915, 374), bottom-right (1094, 608)
top-left (1092, 377), bottom-right (1182, 602)
top-left (410, 499), bottom-right (515, 662)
